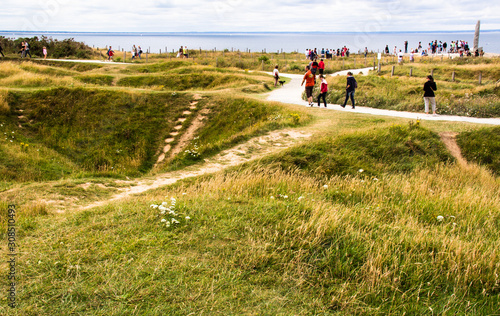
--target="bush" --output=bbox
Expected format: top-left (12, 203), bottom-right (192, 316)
top-left (0, 36), bottom-right (94, 59)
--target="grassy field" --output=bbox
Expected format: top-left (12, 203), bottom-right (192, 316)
top-left (0, 57), bottom-right (499, 315)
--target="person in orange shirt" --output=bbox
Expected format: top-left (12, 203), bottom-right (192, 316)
top-left (301, 65), bottom-right (316, 106)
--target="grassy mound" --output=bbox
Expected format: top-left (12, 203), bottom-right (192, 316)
top-left (5, 88), bottom-right (193, 177)
top-left (117, 73), bottom-right (261, 90)
top-left (261, 122), bottom-right (453, 178)
top-left (166, 96), bottom-right (310, 170)
top-left (457, 126), bottom-right (500, 175)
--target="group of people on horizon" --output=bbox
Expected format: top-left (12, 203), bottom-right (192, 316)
top-left (305, 47), bottom-right (351, 60)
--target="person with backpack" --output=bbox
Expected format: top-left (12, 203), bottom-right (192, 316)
top-left (341, 71), bottom-right (357, 109)
top-left (24, 41), bottom-right (32, 58)
top-left (317, 75), bottom-right (328, 107)
top-left (106, 46), bottom-right (114, 61)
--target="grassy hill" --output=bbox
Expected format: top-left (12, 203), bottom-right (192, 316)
top-left (0, 57), bottom-right (499, 315)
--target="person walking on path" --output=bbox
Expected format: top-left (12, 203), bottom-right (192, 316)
top-left (318, 59), bottom-right (325, 75)
top-left (42, 46), bottom-right (47, 59)
top-left (317, 75), bottom-right (328, 107)
top-left (138, 46), bottom-right (143, 59)
top-left (341, 71), bottom-right (357, 109)
top-left (24, 41), bottom-right (32, 58)
top-left (423, 75), bottom-right (437, 115)
top-left (273, 65), bottom-right (280, 87)
top-left (106, 46), bottom-right (114, 61)
top-left (131, 45), bottom-right (137, 60)
top-left (301, 65), bottom-right (316, 107)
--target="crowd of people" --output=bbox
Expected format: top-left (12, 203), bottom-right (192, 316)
top-left (305, 47), bottom-right (351, 60)
top-left (386, 39), bottom-right (479, 57)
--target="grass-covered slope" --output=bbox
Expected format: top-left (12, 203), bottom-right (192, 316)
top-left (2, 125), bottom-right (498, 315)
top-left (262, 122), bottom-right (453, 178)
top-left (457, 126), bottom-right (500, 175)
top-left (6, 88), bottom-right (191, 176)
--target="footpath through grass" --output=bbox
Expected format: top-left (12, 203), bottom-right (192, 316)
top-left (0, 58), bottom-right (500, 315)
top-left (1, 123), bottom-right (499, 315)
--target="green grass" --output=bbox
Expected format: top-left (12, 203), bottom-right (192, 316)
top-left (457, 126), bottom-right (500, 175)
top-left (4, 88), bottom-right (195, 177)
top-left (261, 122), bottom-right (454, 178)
top-left (1, 57), bottom-right (500, 315)
top-left (166, 96), bottom-right (311, 170)
top-left (2, 148), bottom-right (498, 315)
top-left (116, 73), bottom-right (261, 90)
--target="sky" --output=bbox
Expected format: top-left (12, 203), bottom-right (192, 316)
top-left (1, 0), bottom-right (499, 33)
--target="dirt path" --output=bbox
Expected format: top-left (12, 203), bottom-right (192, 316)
top-left (79, 129), bottom-right (311, 211)
top-left (440, 132), bottom-right (467, 166)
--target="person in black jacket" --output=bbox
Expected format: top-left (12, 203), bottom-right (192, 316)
top-left (341, 72), bottom-right (357, 109)
top-left (423, 75), bottom-right (437, 115)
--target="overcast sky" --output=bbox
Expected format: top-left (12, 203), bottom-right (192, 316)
top-left (2, 0), bottom-right (499, 33)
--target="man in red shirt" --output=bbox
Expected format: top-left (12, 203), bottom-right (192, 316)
top-left (318, 59), bottom-right (325, 75)
top-left (301, 65), bottom-right (316, 106)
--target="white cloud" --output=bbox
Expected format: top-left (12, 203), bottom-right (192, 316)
top-left (1, 0), bottom-right (499, 32)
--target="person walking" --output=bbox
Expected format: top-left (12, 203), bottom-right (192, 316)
top-left (317, 75), bottom-right (328, 107)
top-left (273, 65), bottom-right (280, 87)
top-left (318, 59), bottom-right (325, 75)
top-left (106, 46), bottom-right (114, 61)
top-left (341, 71), bottom-right (357, 109)
top-left (398, 49), bottom-right (404, 64)
top-left (301, 65), bottom-right (316, 107)
top-left (131, 45), bottom-right (137, 60)
top-left (24, 41), bottom-right (32, 58)
top-left (42, 46), bottom-right (47, 59)
top-left (423, 75), bottom-right (437, 115)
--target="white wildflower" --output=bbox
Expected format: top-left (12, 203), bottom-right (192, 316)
top-left (161, 219), bottom-right (167, 223)
top-left (358, 169), bottom-right (364, 173)
top-left (185, 216), bottom-right (191, 220)
top-left (158, 205), bottom-right (168, 212)
top-left (150, 204), bottom-right (159, 209)
top-left (323, 185), bottom-right (328, 189)
top-left (437, 215), bottom-right (444, 222)
top-left (172, 219), bottom-right (180, 224)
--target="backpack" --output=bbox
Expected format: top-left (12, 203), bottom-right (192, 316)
top-left (354, 79), bottom-right (358, 89)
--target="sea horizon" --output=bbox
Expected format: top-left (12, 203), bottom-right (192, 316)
top-left (2, 30), bottom-right (499, 54)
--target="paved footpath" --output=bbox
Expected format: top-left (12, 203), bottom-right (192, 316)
top-left (267, 67), bottom-right (500, 126)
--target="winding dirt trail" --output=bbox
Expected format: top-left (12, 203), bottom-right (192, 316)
top-left (78, 129), bottom-right (312, 211)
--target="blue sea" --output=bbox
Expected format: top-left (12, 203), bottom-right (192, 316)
top-left (1, 31), bottom-right (499, 54)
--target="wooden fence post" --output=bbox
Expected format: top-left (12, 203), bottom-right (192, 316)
top-left (410, 68), bottom-right (413, 77)
top-left (478, 72), bottom-right (482, 85)
top-left (391, 65), bottom-right (395, 76)
top-left (452, 71), bottom-right (455, 82)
